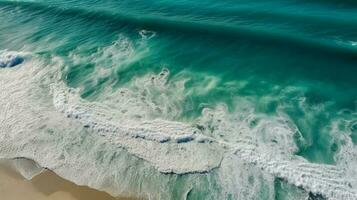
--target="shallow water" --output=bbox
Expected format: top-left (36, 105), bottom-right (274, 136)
top-left (0, 0), bottom-right (356, 199)
top-left (0, 160), bottom-right (132, 200)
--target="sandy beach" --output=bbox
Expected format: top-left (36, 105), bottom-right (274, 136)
top-left (0, 162), bottom-right (134, 200)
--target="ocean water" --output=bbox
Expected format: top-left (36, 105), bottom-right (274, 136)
top-left (0, 0), bottom-right (357, 199)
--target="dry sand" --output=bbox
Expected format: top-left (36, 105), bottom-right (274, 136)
top-left (0, 162), bottom-right (135, 200)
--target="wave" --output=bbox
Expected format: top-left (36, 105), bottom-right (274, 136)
top-left (1, 0), bottom-right (357, 58)
top-left (0, 50), bottom-right (356, 199)
top-left (51, 80), bottom-right (223, 174)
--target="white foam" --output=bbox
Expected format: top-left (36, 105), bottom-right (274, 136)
top-left (1, 50), bottom-right (356, 199)
top-left (50, 78), bottom-right (357, 198)
top-left (67, 33), bottom-right (151, 83)
top-left (0, 56), bottom-right (218, 198)
top-left (50, 80), bottom-right (223, 174)
top-left (196, 106), bottom-right (357, 200)
top-left (96, 68), bottom-right (187, 120)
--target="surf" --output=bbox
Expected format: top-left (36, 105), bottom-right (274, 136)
top-left (1, 0), bottom-right (357, 199)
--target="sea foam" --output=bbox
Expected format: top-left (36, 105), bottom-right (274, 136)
top-left (0, 50), bottom-right (356, 200)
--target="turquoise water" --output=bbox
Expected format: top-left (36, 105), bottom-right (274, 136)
top-left (0, 0), bottom-right (357, 199)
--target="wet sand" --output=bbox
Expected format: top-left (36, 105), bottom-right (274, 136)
top-left (0, 162), bottom-right (135, 200)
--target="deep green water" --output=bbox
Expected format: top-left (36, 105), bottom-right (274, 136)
top-left (0, 0), bottom-right (357, 199)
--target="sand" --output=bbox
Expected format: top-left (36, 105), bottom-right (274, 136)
top-left (0, 162), bottom-right (135, 200)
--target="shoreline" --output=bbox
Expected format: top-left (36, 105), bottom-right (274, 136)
top-left (0, 161), bottom-right (135, 200)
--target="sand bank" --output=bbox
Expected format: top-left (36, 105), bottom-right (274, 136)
top-left (0, 161), bottom-right (135, 200)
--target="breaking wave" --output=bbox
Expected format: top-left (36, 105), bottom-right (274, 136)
top-left (0, 49), bottom-right (356, 200)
